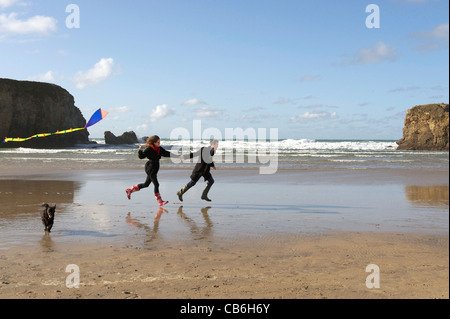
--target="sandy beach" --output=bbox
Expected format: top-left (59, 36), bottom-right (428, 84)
top-left (0, 168), bottom-right (448, 300)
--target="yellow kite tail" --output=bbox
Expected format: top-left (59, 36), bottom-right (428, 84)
top-left (3, 127), bottom-right (86, 144)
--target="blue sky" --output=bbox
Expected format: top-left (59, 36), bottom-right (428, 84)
top-left (1, 0), bottom-right (448, 139)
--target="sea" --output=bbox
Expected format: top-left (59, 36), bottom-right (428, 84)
top-left (0, 138), bottom-right (448, 171)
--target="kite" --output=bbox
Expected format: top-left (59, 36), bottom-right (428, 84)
top-left (2, 108), bottom-right (109, 143)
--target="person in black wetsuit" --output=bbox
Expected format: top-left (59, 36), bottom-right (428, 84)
top-left (177, 139), bottom-right (219, 202)
top-left (125, 135), bottom-right (175, 206)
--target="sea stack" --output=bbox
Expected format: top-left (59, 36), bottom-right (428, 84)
top-left (0, 78), bottom-right (90, 149)
top-left (104, 131), bottom-right (139, 144)
top-left (397, 103), bottom-right (449, 151)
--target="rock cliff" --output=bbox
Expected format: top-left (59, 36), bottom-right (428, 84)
top-left (397, 103), bottom-right (449, 151)
top-left (0, 78), bottom-right (90, 148)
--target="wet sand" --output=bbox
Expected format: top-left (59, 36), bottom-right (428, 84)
top-left (0, 232), bottom-right (448, 299)
top-left (0, 168), bottom-right (448, 299)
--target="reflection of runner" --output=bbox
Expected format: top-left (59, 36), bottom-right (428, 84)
top-left (125, 209), bottom-right (167, 226)
top-left (125, 212), bottom-right (141, 228)
top-left (177, 140), bottom-right (219, 202)
top-left (125, 135), bottom-right (176, 206)
top-left (176, 206), bottom-right (213, 240)
top-left (126, 208), bottom-right (167, 243)
top-left (153, 207), bottom-right (167, 221)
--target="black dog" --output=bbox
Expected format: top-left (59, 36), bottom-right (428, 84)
top-left (41, 203), bottom-right (56, 232)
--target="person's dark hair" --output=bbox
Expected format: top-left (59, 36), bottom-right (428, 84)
top-left (146, 135), bottom-right (160, 148)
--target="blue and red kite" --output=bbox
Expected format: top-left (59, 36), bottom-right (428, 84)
top-left (2, 108), bottom-right (108, 143)
top-left (84, 108), bottom-right (109, 129)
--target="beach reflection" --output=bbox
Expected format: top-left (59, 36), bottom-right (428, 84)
top-left (125, 206), bottom-right (214, 246)
top-left (126, 208), bottom-right (168, 244)
top-left (405, 185), bottom-right (449, 208)
top-left (0, 179), bottom-right (80, 218)
top-left (40, 232), bottom-right (54, 252)
top-left (177, 206), bottom-right (213, 240)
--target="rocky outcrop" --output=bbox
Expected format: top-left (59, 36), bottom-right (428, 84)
top-left (0, 78), bottom-right (90, 148)
top-left (104, 131), bottom-right (138, 144)
top-left (397, 103), bottom-right (449, 151)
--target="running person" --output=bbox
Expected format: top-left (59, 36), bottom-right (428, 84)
top-left (125, 135), bottom-right (175, 206)
top-left (177, 139), bottom-right (219, 202)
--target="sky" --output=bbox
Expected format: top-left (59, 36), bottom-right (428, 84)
top-left (0, 0), bottom-right (448, 140)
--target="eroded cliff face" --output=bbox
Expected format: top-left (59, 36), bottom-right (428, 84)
top-left (0, 78), bottom-right (89, 148)
top-left (397, 103), bottom-right (449, 151)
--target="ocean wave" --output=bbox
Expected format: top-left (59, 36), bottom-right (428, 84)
top-left (0, 139), bottom-right (447, 170)
top-left (162, 139), bottom-right (398, 152)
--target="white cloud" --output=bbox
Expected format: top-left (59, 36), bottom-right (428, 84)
top-left (291, 111), bottom-right (338, 122)
top-left (388, 86), bottom-right (421, 93)
top-left (427, 23), bottom-right (448, 39)
top-left (0, 13), bottom-right (57, 36)
top-left (413, 23), bottom-right (449, 40)
top-left (182, 98), bottom-right (207, 106)
top-left (274, 97), bottom-right (297, 105)
top-left (0, 0), bottom-right (19, 9)
top-left (112, 106), bottom-right (130, 113)
top-left (74, 58), bottom-right (114, 89)
top-left (150, 104), bottom-right (175, 122)
top-left (240, 112), bottom-right (274, 123)
top-left (412, 23), bottom-right (449, 52)
top-left (338, 42), bottom-right (397, 65)
top-left (195, 106), bottom-right (223, 120)
top-left (354, 41), bottom-right (397, 64)
top-left (136, 124), bottom-right (148, 131)
top-left (300, 75), bottom-right (321, 82)
top-left (27, 70), bottom-right (56, 82)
